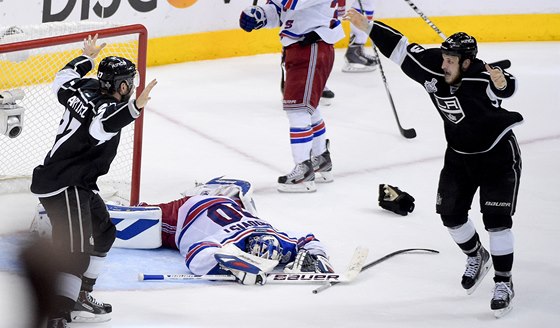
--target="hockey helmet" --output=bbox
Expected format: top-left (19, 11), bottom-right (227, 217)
top-left (441, 32), bottom-right (478, 61)
top-left (97, 56), bottom-right (137, 92)
top-left (246, 234), bottom-right (282, 261)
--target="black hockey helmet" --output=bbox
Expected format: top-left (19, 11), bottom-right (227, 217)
top-left (97, 56), bottom-right (137, 92)
top-left (441, 32), bottom-right (478, 61)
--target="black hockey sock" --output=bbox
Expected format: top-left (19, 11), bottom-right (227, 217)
top-left (81, 276), bottom-right (96, 293)
top-left (459, 234), bottom-right (481, 257)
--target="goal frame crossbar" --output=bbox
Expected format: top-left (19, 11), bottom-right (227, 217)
top-left (0, 24), bottom-right (148, 205)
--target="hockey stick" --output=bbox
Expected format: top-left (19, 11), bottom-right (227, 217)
top-left (141, 246), bottom-right (369, 284)
top-left (403, 0), bottom-right (447, 39)
top-left (401, 0), bottom-right (513, 72)
top-left (312, 248), bottom-right (439, 294)
top-left (356, 0), bottom-right (416, 139)
top-left (141, 272), bottom-right (348, 283)
top-left (374, 48), bottom-right (417, 139)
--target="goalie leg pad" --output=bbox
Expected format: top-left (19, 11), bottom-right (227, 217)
top-left (30, 203), bottom-right (163, 249)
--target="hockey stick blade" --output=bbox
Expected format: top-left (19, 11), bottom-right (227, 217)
top-left (312, 248), bottom-right (439, 294)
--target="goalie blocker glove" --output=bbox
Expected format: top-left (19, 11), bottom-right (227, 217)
top-left (378, 184), bottom-right (415, 216)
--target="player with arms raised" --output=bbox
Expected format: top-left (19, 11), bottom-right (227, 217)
top-left (345, 10), bottom-right (522, 317)
top-left (29, 35), bottom-right (157, 327)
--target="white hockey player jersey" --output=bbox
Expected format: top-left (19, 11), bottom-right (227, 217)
top-left (261, 0), bottom-right (345, 46)
top-left (175, 195), bottom-right (328, 275)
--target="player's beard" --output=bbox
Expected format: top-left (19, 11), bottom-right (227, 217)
top-left (443, 68), bottom-right (462, 85)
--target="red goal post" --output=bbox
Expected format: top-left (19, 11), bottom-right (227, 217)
top-left (0, 23), bottom-right (148, 205)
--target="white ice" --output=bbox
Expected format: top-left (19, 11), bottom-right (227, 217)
top-left (1, 41), bottom-right (559, 327)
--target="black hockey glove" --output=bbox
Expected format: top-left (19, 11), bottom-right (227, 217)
top-left (378, 184), bottom-right (415, 216)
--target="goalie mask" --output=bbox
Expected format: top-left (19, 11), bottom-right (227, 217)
top-left (246, 235), bottom-right (282, 261)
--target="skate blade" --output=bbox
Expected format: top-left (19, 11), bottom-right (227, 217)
top-left (341, 63), bottom-right (377, 73)
top-left (466, 259), bottom-right (493, 295)
top-left (315, 171), bottom-right (333, 183)
top-left (277, 181), bottom-right (316, 193)
top-left (71, 311), bottom-right (111, 323)
top-left (493, 304), bottom-right (513, 318)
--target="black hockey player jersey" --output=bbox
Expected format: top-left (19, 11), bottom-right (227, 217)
top-left (370, 21), bottom-right (523, 154)
top-left (31, 56), bottom-right (141, 196)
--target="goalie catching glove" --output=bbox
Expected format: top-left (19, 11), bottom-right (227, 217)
top-left (284, 249), bottom-right (335, 274)
top-left (378, 184), bottom-right (415, 216)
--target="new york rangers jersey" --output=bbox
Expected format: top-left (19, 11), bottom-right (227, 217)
top-left (175, 195), bottom-right (327, 275)
top-left (261, 0), bottom-right (345, 46)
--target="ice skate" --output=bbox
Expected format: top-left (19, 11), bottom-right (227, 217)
top-left (491, 281), bottom-right (514, 318)
top-left (461, 245), bottom-right (492, 295)
top-left (277, 160), bottom-right (316, 193)
top-left (342, 38), bottom-right (379, 73)
top-left (312, 139), bottom-right (333, 183)
top-left (320, 86), bottom-right (335, 106)
top-left (71, 290), bottom-right (112, 323)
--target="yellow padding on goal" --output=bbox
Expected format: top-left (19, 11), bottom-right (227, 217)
top-left (0, 42), bottom-right (138, 89)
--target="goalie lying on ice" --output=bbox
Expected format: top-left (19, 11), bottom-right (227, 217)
top-left (32, 177), bottom-right (335, 285)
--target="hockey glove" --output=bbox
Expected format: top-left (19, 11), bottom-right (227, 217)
top-left (239, 6), bottom-right (267, 32)
top-left (378, 184), bottom-right (415, 216)
top-left (284, 249), bottom-right (335, 274)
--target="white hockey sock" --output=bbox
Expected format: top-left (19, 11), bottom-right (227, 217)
top-left (489, 228), bottom-right (514, 256)
top-left (311, 110), bottom-right (327, 157)
top-left (447, 219), bottom-right (476, 245)
top-left (83, 255), bottom-right (106, 281)
top-left (286, 109), bottom-right (313, 163)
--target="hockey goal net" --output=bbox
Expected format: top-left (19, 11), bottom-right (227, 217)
top-left (0, 22), bottom-right (147, 205)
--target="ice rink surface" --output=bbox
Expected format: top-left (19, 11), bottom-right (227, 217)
top-left (1, 41), bottom-right (559, 327)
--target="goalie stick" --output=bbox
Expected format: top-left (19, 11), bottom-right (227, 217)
top-left (312, 248), bottom-right (439, 294)
top-left (140, 246), bottom-right (369, 284)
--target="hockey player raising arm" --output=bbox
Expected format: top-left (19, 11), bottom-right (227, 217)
top-left (27, 34), bottom-right (156, 327)
top-left (344, 9), bottom-right (521, 317)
